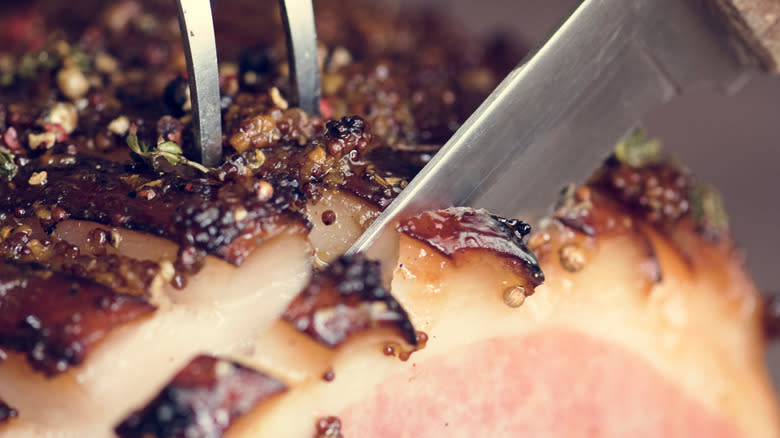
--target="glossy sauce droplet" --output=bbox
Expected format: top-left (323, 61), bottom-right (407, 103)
top-left (502, 285), bottom-right (526, 308)
top-left (322, 368), bottom-right (335, 382)
top-left (381, 331), bottom-right (429, 361)
top-left (559, 242), bottom-right (587, 272)
top-left (321, 210), bottom-right (336, 226)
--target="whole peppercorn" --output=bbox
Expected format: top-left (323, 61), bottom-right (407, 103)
top-left (605, 162), bottom-right (690, 224)
top-left (323, 116), bottom-right (370, 158)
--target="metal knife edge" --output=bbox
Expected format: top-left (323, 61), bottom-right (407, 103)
top-left (347, 0), bottom-right (753, 257)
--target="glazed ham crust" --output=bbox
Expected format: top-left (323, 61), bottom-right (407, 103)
top-left (115, 355), bottom-right (287, 438)
top-left (0, 0), bottom-right (777, 437)
top-left (0, 262), bottom-right (155, 376)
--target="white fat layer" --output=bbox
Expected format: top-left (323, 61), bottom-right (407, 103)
top-left (306, 189), bottom-right (379, 266)
top-left (0, 233), bottom-right (311, 436)
top-left (52, 220), bottom-right (179, 263)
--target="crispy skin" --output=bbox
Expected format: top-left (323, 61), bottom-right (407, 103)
top-left (398, 207), bottom-right (544, 288)
top-left (0, 156), bottom-right (308, 267)
top-left (116, 355), bottom-right (287, 438)
top-left (0, 262), bottom-right (155, 375)
top-left (283, 254), bottom-right (417, 348)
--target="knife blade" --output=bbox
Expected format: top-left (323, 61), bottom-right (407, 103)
top-left (347, 0), bottom-right (755, 257)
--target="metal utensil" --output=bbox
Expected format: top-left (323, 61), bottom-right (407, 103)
top-left (279, 0), bottom-right (321, 116)
top-left (176, 0), bottom-right (321, 166)
top-left (176, 0), bottom-right (222, 168)
top-left (347, 0), bottom-right (754, 256)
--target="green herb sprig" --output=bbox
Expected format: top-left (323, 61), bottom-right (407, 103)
top-left (127, 128), bottom-right (210, 173)
top-left (614, 129), bottom-right (662, 168)
top-left (0, 148), bottom-right (18, 179)
top-left (690, 183), bottom-right (729, 236)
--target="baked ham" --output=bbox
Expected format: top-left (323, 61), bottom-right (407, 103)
top-left (0, 0), bottom-right (778, 437)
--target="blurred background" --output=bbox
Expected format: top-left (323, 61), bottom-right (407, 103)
top-left (403, 0), bottom-right (780, 385)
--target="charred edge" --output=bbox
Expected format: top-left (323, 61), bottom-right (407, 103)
top-left (0, 400), bottom-right (18, 423)
top-left (282, 254), bottom-right (418, 348)
top-left (115, 355), bottom-right (287, 438)
top-left (241, 114), bottom-right (406, 211)
top-left (0, 261), bottom-right (155, 376)
top-left (592, 157), bottom-right (691, 227)
top-left (397, 207), bottom-right (544, 287)
top-left (0, 155), bottom-right (309, 268)
top-left (0, 220), bottom-right (160, 297)
top-left (591, 155), bottom-right (731, 244)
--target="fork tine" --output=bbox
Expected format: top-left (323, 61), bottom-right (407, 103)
top-left (279, 0), bottom-right (321, 116)
top-left (176, 0), bottom-right (223, 167)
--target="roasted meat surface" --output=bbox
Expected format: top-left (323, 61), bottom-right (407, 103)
top-left (0, 0), bottom-right (777, 437)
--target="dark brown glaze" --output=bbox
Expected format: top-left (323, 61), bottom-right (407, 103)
top-left (0, 0), bottom-right (520, 213)
top-left (591, 157), bottom-right (692, 226)
top-left (552, 185), bottom-right (638, 236)
top-left (536, 152), bottom-right (735, 285)
top-left (214, 0), bottom-right (523, 156)
top-left (0, 216), bottom-right (160, 296)
top-left (233, 112), bottom-right (406, 210)
top-left (397, 207), bottom-right (544, 288)
top-left (282, 254), bottom-right (417, 348)
top-left (590, 154), bottom-right (730, 243)
top-left (115, 355), bottom-right (286, 438)
top-left (0, 261), bottom-right (155, 375)
top-left (0, 400), bottom-right (17, 423)
top-left (542, 184), bottom-right (662, 284)
top-left (0, 155), bottom-right (309, 268)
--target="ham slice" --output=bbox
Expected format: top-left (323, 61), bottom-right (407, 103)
top-left (0, 0), bottom-right (777, 436)
top-left (0, 231), bottom-right (311, 436)
top-left (0, 154), bottom-right (778, 438)
top-left (220, 202), bottom-right (779, 438)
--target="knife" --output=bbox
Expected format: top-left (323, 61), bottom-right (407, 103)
top-left (347, 0), bottom-right (780, 257)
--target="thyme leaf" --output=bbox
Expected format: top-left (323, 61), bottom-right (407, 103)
top-left (0, 148), bottom-right (18, 180)
top-left (690, 183), bottom-right (729, 236)
top-left (615, 129), bottom-right (662, 168)
top-left (126, 129), bottom-right (210, 173)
